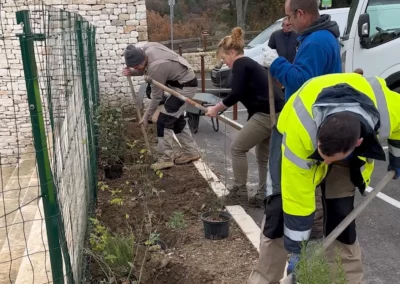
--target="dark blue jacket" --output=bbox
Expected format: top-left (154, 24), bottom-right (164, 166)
top-left (270, 15), bottom-right (342, 101)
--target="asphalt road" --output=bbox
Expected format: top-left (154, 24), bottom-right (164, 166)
top-left (193, 73), bottom-right (400, 284)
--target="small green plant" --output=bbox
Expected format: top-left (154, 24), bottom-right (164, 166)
top-left (96, 101), bottom-right (127, 165)
top-left (295, 241), bottom-right (347, 284)
top-left (167, 211), bottom-right (187, 230)
top-left (145, 232), bottom-right (160, 246)
top-left (109, 197), bottom-right (124, 206)
top-left (89, 218), bottom-right (136, 275)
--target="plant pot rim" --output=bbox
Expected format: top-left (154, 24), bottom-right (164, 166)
top-left (201, 210), bottom-right (232, 224)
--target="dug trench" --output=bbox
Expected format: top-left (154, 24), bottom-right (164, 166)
top-left (86, 117), bottom-right (258, 284)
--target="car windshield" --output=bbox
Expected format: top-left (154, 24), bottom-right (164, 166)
top-left (247, 21), bottom-right (282, 48)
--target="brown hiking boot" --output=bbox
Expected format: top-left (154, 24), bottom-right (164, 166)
top-left (150, 160), bottom-right (174, 171)
top-left (174, 152), bottom-right (201, 165)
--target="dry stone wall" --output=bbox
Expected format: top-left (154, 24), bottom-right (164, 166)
top-left (0, 0), bottom-right (148, 165)
top-left (182, 51), bottom-right (219, 72)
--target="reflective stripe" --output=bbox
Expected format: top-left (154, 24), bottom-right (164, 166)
top-left (284, 225), bottom-right (311, 241)
top-left (283, 134), bottom-right (310, 169)
top-left (361, 165), bottom-right (366, 172)
top-left (293, 95), bottom-right (318, 149)
top-left (389, 145), bottom-right (400, 157)
top-left (367, 77), bottom-right (391, 140)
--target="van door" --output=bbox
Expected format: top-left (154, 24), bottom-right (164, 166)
top-left (352, 0), bottom-right (400, 77)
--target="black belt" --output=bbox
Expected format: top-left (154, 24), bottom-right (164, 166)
top-left (166, 77), bottom-right (198, 89)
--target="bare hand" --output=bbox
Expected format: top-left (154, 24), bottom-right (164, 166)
top-left (123, 67), bottom-right (131, 76)
top-left (205, 106), bottom-right (218, 118)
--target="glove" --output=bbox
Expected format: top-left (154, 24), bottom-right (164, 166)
top-left (388, 164), bottom-right (400, 180)
top-left (287, 253), bottom-right (300, 283)
top-left (262, 46), bottom-right (279, 68)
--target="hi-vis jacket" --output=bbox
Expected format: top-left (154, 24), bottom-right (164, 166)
top-left (266, 73), bottom-right (400, 253)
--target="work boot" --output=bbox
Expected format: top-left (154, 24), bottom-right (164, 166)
top-left (174, 152), bottom-right (201, 165)
top-left (226, 185), bottom-right (246, 199)
top-left (150, 160), bottom-right (174, 171)
top-left (248, 192), bottom-right (265, 207)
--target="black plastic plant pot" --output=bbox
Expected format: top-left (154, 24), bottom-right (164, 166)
top-left (201, 211), bottom-right (232, 240)
top-left (104, 163), bottom-right (123, 179)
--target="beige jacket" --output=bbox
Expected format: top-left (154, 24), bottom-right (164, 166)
top-left (130, 42), bottom-right (196, 119)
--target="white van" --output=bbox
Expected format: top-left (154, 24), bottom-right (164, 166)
top-left (211, 8), bottom-right (350, 88)
top-left (340, 0), bottom-right (400, 92)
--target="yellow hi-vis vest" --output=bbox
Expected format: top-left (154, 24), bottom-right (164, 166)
top-left (273, 73), bottom-right (400, 251)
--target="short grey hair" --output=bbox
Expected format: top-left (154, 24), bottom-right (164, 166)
top-left (287, 0), bottom-right (319, 15)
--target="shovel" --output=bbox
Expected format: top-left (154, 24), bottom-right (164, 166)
top-left (280, 170), bottom-right (396, 284)
top-left (143, 76), bottom-right (243, 131)
top-left (126, 76), bottom-right (153, 160)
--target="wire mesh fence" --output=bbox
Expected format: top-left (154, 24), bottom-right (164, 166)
top-left (0, 1), bottom-right (98, 283)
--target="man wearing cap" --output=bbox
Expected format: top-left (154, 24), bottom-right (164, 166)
top-left (123, 43), bottom-right (201, 170)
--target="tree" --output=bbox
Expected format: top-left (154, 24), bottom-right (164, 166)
top-left (236, 0), bottom-right (249, 29)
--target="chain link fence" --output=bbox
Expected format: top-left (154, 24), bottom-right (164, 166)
top-left (0, 2), bottom-right (98, 283)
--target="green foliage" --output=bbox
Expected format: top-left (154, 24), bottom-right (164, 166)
top-left (145, 232), bottom-right (160, 246)
top-left (295, 242), bottom-right (347, 284)
top-left (96, 101), bottom-right (126, 165)
top-left (167, 211), bottom-right (187, 230)
top-left (89, 218), bottom-right (136, 275)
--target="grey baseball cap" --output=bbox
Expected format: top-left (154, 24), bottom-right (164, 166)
top-left (124, 44), bottom-right (145, 67)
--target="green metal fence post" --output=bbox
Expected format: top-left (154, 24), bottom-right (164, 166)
top-left (16, 10), bottom-right (65, 284)
top-left (87, 25), bottom-right (98, 205)
top-left (76, 17), bottom-right (97, 205)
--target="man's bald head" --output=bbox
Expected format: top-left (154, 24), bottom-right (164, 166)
top-left (286, 0), bottom-right (319, 16)
top-left (285, 0), bottom-right (320, 33)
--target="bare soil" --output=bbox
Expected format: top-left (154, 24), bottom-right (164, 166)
top-left (87, 120), bottom-right (258, 284)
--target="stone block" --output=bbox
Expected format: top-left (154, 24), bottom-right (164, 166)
top-left (126, 20), bottom-right (139, 26)
top-left (130, 31), bottom-right (139, 37)
top-left (92, 5), bottom-right (105, 10)
top-left (67, 4), bottom-right (78, 10)
top-left (116, 38), bottom-right (128, 44)
top-left (73, 0), bottom-right (96, 3)
top-left (114, 8), bottom-right (121, 15)
top-left (127, 6), bottom-right (136, 14)
top-left (124, 26), bottom-right (135, 33)
top-left (100, 14), bottom-right (109, 20)
top-left (78, 5), bottom-right (91, 11)
top-left (136, 26), bottom-right (147, 32)
top-left (105, 4), bottom-right (117, 8)
top-left (128, 37), bottom-right (138, 44)
top-left (87, 11), bottom-right (102, 15)
top-left (111, 20), bottom-right (125, 26)
top-left (104, 26), bottom-right (117, 33)
top-left (136, 4), bottom-right (146, 12)
top-left (106, 38), bottom-right (117, 44)
top-left (138, 31), bottom-right (148, 41)
top-left (95, 21), bottom-right (106, 27)
top-left (110, 15), bottom-right (118, 20)
top-left (119, 14), bottom-right (130, 20)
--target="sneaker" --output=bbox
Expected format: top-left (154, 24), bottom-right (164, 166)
top-left (174, 153), bottom-right (201, 165)
top-left (150, 160), bottom-right (174, 171)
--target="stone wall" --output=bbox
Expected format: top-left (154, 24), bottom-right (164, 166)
top-left (182, 51), bottom-right (219, 72)
top-left (0, 0), bottom-right (148, 164)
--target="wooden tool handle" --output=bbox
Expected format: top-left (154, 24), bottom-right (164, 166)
top-left (144, 76), bottom-right (243, 131)
top-left (267, 70), bottom-right (276, 127)
top-left (127, 76), bottom-right (151, 152)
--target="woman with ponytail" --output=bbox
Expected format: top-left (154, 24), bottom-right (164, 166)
top-left (206, 27), bottom-right (284, 205)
